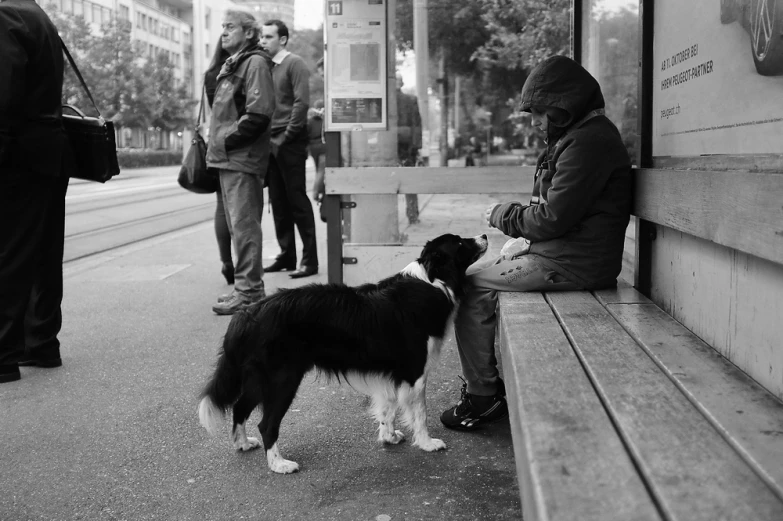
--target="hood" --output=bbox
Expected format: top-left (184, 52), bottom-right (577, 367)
top-left (519, 55), bottom-right (605, 142)
top-left (217, 44), bottom-right (272, 81)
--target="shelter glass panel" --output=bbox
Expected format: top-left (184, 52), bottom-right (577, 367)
top-left (581, 0), bottom-right (639, 162)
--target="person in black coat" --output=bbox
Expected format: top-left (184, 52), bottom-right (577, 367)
top-left (0, 0), bottom-right (73, 383)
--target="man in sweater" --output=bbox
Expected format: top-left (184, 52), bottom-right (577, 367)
top-left (260, 19), bottom-right (318, 279)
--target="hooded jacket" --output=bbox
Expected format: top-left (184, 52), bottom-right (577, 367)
top-left (489, 56), bottom-right (631, 289)
top-left (206, 45), bottom-right (275, 175)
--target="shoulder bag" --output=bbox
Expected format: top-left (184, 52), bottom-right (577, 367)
top-left (177, 87), bottom-right (218, 194)
top-left (60, 38), bottom-right (120, 183)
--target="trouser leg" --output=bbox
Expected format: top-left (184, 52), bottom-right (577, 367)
top-left (266, 154), bottom-right (296, 265)
top-left (455, 254), bottom-right (582, 396)
top-left (214, 188), bottom-right (233, 264)
top-left (274, 143), bottom-right (318, 268)
top-left (218, 170), bottom-right (265, 299)
top-left (0, 177), bottom-right (56, 365)
top-left (24, 176), bottom-right (69, 356)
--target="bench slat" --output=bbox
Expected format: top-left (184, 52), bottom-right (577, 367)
top-left (600, 301), bottom-right (783, 500)
top-left (498, 292), bottom-right (660, 521)
top-left (547, 292), bottom-right (783, 520)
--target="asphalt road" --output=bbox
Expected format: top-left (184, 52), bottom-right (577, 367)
top-left (1, 165), bottom-right (522, 521)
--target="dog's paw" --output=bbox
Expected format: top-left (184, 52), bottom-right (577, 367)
top-left (235, 436), bottom-right (262, 452)
top-left (269, 458), bottom-right (300, 474)
top-left (415, 437), bottom-right (446, 452)
top-left (380, 429), bottom-right (406, 445)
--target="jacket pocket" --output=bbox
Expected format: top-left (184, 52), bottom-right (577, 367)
top-left (207, 124), bottom-right (233, 163)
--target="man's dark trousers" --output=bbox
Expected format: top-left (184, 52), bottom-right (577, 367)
top-left (267, 133), bottom-right (318, 269)
top-left (0, 175), bottom-right (68, 365)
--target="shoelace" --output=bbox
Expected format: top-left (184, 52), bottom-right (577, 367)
top-left (454, 376), bottom-right (473, 415)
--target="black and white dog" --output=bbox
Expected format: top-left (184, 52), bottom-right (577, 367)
top-left (198, 233), bottom-right (488, 474)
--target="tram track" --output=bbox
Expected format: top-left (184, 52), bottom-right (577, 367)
top-left (63, 178), bottom-right (215, 265)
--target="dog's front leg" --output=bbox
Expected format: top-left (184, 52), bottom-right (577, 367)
top-left (404, 379), bottom-right (446, 452)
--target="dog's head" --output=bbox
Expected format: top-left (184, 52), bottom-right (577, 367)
top-left (406, 234), bottom-right (488, 295)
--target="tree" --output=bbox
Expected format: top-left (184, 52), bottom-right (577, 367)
top-left (144, 52), bottom-right (194, 132)
top-left (474, 0), bottom-right (571, 71)
top-left (44, 3), bottom-right (94, 111)
top-left (88, 19), bottom-right (152, 127)
top-left (396, 0), bottom-right (491, 163)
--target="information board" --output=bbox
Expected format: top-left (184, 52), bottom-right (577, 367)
top-left (324, 0), bottom-right (388, 131)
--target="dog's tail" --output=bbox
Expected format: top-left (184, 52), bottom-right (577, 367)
top-left (198, 309), bottom-right (258, 436)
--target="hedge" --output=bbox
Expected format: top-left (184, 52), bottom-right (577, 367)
top-left (117, 149), bottom-right (182, 169)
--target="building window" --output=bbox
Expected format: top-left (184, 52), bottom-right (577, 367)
top-left (205, 7), bottom-right (210, 30)
top-left (120, 5), bottom-right (129, 21)
top-left (73, 0), bottom-right (83, 16)
top-left (205, 43), bottom-right (210, 59)
top-left (92, 4), bottom-right (100, 23)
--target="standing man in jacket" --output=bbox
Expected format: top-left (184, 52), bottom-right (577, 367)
top-left (207, 10), bottom-right (275, 315)
top-left (440, 56), bottom-right (632, 430)
top-left (260, 19), bottom-right (318, 279)
top-left (0, 0), bottom-right (73, 383)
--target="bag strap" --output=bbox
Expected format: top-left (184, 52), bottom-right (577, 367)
top-left (197, 86), bottom-right (205, 128)
top-left (60, 37), bottom-right (102, 119)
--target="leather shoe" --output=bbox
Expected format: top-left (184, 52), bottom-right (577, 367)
top-left (18, 356), bottom-right (62, 368)
top-left (264, 259), bottom-right (296, 272)
top-left (18, 348), bottom-right (62, 368)
top-left (0, 364), bottom-right (21, 383)
top-left (289, 266), bottom-right (318, 279)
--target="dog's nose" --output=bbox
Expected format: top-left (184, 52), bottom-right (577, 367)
top-left (480, 234), bottom-right (488, 241)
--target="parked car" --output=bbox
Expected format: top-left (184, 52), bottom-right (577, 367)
top-left (721, 0), bottom-right (783, 75)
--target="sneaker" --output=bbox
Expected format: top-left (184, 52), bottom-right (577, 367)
top-left (212, 293), bottom-right (252, 315)
top-left (440, 377), bottom-right (508, 431)
top-left (212, 292), bottom-right (265, 315)
top-left (217, 290), bottom-right (236, 304)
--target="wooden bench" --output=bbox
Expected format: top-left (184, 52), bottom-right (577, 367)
top-left (324, 165), bottom-right (783, 520)
top-left (498, 285), bottom-right (783, 520)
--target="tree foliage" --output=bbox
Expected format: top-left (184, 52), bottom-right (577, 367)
top-left (43, 4), bottom-right (192, 132)
top-left (393, 0), bottom-right (572, 151)
top-left (396, 0), bottom-right (489, 78)
top-left (474, 0), bottom-right (571, 71)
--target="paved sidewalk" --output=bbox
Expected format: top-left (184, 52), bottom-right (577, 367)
top-left (1, 172), bottom-right (523, 520)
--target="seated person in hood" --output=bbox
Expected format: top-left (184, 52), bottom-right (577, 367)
top-left (440, 55), bottom-right (632, 431)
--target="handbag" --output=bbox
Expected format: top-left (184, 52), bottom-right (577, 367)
top-left (177, 88), bottom-right (219, 194)
top-left (60, 38), bottom-right (120, 183)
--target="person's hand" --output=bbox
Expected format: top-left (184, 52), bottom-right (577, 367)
top-left (485, 203), bottom-right (501, 228)
top-left (500, 237), bottom-right (530, 260)
top-left (312, 181), bottom-right (325, 203)
top-left (270, 134), bottom-right (285, 155)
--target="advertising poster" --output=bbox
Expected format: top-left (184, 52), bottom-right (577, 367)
top-left (324, 0), bottom-right (387, 131)
top-left (653, 0), bottom-right (783, 156)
